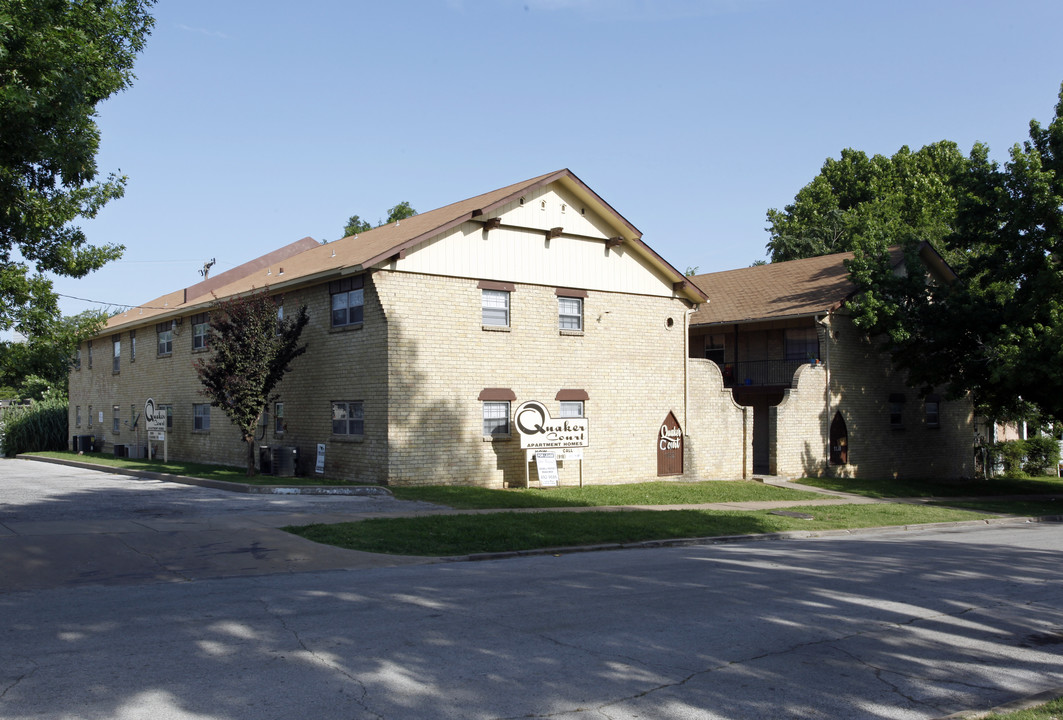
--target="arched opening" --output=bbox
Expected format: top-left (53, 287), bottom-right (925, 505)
top-left (829, 411), bottom-right (848, 465)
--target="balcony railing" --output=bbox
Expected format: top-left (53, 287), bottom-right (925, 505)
top-left (717, 359), bottom-right (816, 388)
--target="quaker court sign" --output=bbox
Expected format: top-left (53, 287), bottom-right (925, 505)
top-left (514, 400), bottom-right (589, 487)
top-left (514, 400), bottom-right (588, 449)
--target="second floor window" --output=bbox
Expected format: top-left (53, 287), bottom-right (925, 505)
top-left (330, 276), bottom-right (364, 328)
top-left (558, 297), bottom-right (583, 331)
top-left (112, 335), bottom-right (121, 373)
top-left (785, 327), bottom-right (819, 362)
top-left (192, 313), bottom-right (210, 351)
top-left (482, 289), bottom-right (509, 327)
top-left (157, 322), bottom-right (173, 356)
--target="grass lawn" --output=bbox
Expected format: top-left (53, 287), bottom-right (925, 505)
top-left (983, 696), bottom-right (1063, 720)
top-left (797, 475), bottom-right (1063, 499)
top-left (285, 503), bottom-right (988, 556)
top-left (22, 451), bottom-right (361, 486)
top-left (389, 481), bottom-right (825, 509)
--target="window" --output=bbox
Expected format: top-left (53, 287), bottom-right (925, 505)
top-left (87, 340), bottom-right (93, 369)
top-left (332, 401), bottom-right (364, 436)
top-left (559, 401), bottom-right (584, 418)
top-left (130, 330), bottom-right (136, 362)
top-left (112, 405), bottom-right (120, 433)
top-left (330, 276), bottom-right (364, 328)
top-left (785, 327), bottom-right (819, 362)
top-left (131, 405), bottom-right (137, 428)
top-left (193, 403), bottom-right (211, 431)
top-left (192, 312), bottom-right (210, 351)
top-left (482, 289), bottom-right (509, 327)
top-left (75, 405), bottom-right (81, 427)
top-left (274, 402), bottom-right (285, 433)
top-left (558, 297), bottom-right (582, 331)
top-left (704, 334), bottom-right (725, 364)
top-left (75, 347), bottom-right (81, 370)
top-left (87, 405), bottom-right (93, 428)
top-left (889, 393), bottom-right (905, 428)
top-left (276, 301), bottom-right (284, 335)
top-left (482, 401), bottom-right (510, 436)
top-left (157, 321), bottom-right (173, 356)
top-left (159, 404), bottom-right (173, 429)
top-left (925, 395), bottom-right (941, 428)
top-left (112, 335), bottom-right (121, 373)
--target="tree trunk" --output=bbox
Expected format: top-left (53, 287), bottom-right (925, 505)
top-left (246, 436), bottom-right (256, 476)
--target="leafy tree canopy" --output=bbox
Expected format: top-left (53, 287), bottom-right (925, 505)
top-left (0, 310), bottom-right (106, 399)
top-left (769, 83), bottom-right (1063, 422)
top-left (195, 290), bottom-right (309, 475)
top-left (342, 201), bottom-right (417, 238)
top-left (0, 0), bottom-right (155, 335)
top-left (766, 141), bottom-right (970, 266)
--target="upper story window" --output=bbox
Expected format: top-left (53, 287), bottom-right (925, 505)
top-left (478, 281), bottom-right (514, 329)
top-left (704, 334), bottom-right (725, 364)
top-left (87, 340), bottom-right (93, 369)
top-left (556, 289), bottom-right (587, 332)
top-left (87, 404), bottom-right (93, 428)
top-left (112, 335), bottom-right (121, 373)
top-left (130, 330), bottom-right (136, 362)
top-left (74, 347), bottom-right (81, 370)
top-left (157, 321), bottom-right (173, 356)
top-left (330, 275), bottom-right (364, 328)
top-left (75, 405), bottom-right (81, 427)
top-left (785, 327), bottom-right (819, 362)
top-left (191, 312), bottom-right (210, 351)
top-left (482, 290), bottom-right (509, 326)
top-left (112, 405), bottom-right (120, 433)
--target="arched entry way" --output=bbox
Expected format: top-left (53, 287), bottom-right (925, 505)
top-left (732, 387), bottom-right (785, 475)
top-left (829, 411), bottom-right (849, 465)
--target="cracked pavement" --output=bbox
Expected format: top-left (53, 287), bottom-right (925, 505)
top-left (2, 460), bottom-right (1063, 719)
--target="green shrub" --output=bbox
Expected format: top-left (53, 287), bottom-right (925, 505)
top-left (1023, 436), bottom-right (1061, 476)
top-left (0, 399), bottom-right (69, 457)
top-left (992, 440), bottom-right (1029, 478)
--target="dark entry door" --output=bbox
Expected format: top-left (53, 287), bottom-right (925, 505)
top-left (657, 412), bottom-right (683, 476)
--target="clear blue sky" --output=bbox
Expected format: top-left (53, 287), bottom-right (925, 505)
top-left (54, 0), bottom-right (1063, 318)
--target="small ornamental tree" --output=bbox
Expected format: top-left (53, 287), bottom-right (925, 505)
top-left (195, 289), bottom-right (309, 475)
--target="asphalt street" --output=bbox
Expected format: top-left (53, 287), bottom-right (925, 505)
top-left (2, 459), bottom-right (1062, 720)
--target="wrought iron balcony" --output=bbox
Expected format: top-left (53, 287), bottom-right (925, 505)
top-left (716, 358), bottom-right (818, 388)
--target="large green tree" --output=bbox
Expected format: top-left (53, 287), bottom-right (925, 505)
top-left (0, 310), bottom-right (106, 398)
top-left (770, 83), bottom-right (1063, 422)
top-left (195, 290), bottom-right (309, 476)
top-left (766, 141), bottom-right (970, 265)
top-left (0, 0), bottom-right (154, 335)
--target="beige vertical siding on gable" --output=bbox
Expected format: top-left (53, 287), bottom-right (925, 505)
top-left (390, 225), bottom-right (675, 298)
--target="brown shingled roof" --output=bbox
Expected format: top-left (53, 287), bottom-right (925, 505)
top-left (688, 252), bottom-right (858, 326)
top-left (104, 169), bottom-right (705, 333)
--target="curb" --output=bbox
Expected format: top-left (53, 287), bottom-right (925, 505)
top-left (933, 687), bottom-right (1063, 719)
top-left (15, 454), bottom-right (393, 496)
top-left (456, 514), bottom-right (1063, 562)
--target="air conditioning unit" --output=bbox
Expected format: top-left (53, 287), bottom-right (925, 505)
top-left (270, 446), bottom-right (299, 477)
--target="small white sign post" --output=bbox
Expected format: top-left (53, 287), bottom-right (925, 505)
top-left (145, 398), bottom-right (168, 463)
top-left (534, 451), bottom-right (559, 487)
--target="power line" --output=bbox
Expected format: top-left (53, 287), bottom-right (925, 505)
top-left (56, 293), bottom-right (172, 311)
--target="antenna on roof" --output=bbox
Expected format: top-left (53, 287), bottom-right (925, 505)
top-left (199, 258), bottom-right (216, 280)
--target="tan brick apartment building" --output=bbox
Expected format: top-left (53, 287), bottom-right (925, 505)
top-left (686, 246), bottom-right (974, 480)
top-left (68, 171), bottom-right (974, 485)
